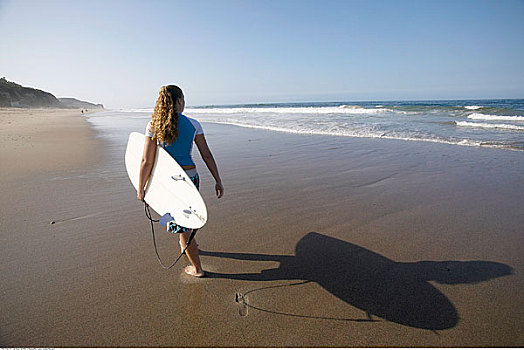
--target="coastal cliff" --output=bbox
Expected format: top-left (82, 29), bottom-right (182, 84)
top-left (0, 77), bottom-right (103, 109)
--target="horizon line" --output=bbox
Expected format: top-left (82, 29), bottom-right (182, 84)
top-left (119, 97), bottom-right (524, 110)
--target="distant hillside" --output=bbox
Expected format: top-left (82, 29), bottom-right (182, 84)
top-left (0, 77), bottom-right (103, 109)
top-left (58, 97), bottom-right (104, 109)
top-left (0, 77), bottom-right (62, 108)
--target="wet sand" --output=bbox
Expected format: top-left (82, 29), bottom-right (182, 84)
top-left (1, 109), bottom-right (523, 347)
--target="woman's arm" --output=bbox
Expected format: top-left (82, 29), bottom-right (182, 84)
top-left (137, 136), bottom-right (157, 201)
top-left (195, 134), bottom-right (224, 198)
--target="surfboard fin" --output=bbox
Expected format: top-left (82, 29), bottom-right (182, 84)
top-left (158, 213), bottom-right (174, 226)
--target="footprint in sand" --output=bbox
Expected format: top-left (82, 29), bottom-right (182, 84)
top-left (235, 293), bottom-right (249, 317)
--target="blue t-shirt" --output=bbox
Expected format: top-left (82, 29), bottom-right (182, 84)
top-left (145, 114), bottom-right (204, 166)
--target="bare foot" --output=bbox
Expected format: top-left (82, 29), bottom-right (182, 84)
top-left (184, 266), bottom-right (205, 278)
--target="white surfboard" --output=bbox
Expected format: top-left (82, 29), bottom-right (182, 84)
top-left (125, 132), bottom-right (207, 229)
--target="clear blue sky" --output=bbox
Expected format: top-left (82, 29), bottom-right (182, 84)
top-left (1, 0), bottom-right (523, 108)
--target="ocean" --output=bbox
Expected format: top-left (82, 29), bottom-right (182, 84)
top-left (87, 99), bottom-right (524, 151)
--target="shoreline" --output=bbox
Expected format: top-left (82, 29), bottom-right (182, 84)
top-left (198, 120), bottom-right (524, 152)
top-left (183, 98), bottom-right (524, 152)
top-left (1, 110), bottom-right (523, 347)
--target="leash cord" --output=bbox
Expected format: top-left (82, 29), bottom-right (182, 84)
top-left (144, 203), bottom-right (197, 270)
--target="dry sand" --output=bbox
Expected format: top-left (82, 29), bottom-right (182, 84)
top-left (0, 108), bottom-right (102, 179)
top-left (1, 109), bottom-right (523, 347)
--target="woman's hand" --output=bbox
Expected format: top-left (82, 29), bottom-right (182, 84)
top-left (215, 182), bottom-right (224, 199)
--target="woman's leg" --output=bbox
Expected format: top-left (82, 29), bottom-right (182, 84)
top-left (179, 170), bottom-right (204, 276)
top-left (179, 230), bottom-right (204, 277)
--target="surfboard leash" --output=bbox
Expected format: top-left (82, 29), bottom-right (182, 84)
top-left (144, 203), bottom-right (197, 270)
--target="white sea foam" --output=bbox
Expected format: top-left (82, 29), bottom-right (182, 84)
top-left (100, 101), bottom-right (524, 152)
top-left (119, 108), bottom-right (154, 113)
top-left (467, 113), bottom-right (524, 121)
top-left (203, 119), bottom-right (515, 150)
top-left (456, 121), bottom-right (524, 131)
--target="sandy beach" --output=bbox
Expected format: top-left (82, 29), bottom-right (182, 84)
top-left (1, 108), bottom-right (523, 347)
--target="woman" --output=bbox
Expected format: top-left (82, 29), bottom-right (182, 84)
top-left (137, 85), bottom-right (224, 277)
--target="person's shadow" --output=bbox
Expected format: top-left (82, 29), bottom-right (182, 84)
top-left (200, 232), bottom-right (513, 330)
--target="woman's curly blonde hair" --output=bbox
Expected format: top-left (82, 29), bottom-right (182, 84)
top-left (149, 85), bottom-right (184, 145)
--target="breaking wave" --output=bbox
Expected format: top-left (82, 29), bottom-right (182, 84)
top-left (467, 113), bottom-right (524, 121)
top-left (113, 99), bottom-right (524, 151)
top-left (456, 121), bottom-right (524, 131)
top-left (186, 105), bottom-right (393, 115)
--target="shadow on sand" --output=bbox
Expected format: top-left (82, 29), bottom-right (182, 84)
top-left (200, 232), bottom-right (513, 330)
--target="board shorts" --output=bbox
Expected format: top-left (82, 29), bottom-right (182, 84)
top-left (185, 168), bottom-right (200, 190)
